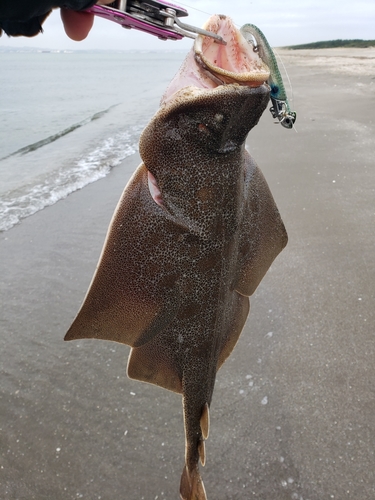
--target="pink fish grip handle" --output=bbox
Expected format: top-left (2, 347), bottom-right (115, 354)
top-left (85, 3), bottom-right (185, 40)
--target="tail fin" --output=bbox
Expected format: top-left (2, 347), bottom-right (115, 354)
top-left (180, 465), bottom-right (207, 500)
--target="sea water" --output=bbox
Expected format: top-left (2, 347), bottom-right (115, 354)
top-left (0, 50), bottom-right (185, 231)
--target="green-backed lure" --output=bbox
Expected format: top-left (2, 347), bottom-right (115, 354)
top-left (241, 24), bottom-right (296, 129)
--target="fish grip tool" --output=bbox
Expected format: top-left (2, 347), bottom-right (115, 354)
top-left (85, 0), bottom-right (226, 43)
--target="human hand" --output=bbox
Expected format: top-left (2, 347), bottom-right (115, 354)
top-left (61, 0), bottom-right (113, 41)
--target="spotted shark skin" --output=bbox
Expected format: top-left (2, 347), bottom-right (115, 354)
top-left (65, 15), bottom-right (287, 500)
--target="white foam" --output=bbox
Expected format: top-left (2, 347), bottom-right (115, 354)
top-left (0, 130), bottom-right (138, 232)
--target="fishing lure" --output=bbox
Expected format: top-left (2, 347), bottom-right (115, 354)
top-left (241, 24), bottom-right (296, 129)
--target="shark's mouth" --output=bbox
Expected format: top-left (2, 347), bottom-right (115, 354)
top-left (162, 15), bottom-right (270, 104)
top-left (194, 15), bottom-right (270, 86)
top-left (148, 15), bottom-right (272, 207)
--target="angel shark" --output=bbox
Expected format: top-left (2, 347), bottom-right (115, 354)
top-left (66, 14), bottom-right (287, 500)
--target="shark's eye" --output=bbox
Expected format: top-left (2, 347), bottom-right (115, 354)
top-left (198, 123), bottom-right (210, 134)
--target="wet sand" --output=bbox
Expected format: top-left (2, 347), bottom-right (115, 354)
top-left (1, 48), bottom-right (375, 499)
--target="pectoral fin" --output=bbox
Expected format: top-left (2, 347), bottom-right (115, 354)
top-left (234, 159), bottom-right (287, 297)
top-left (64, 292), bottom-right (163, 346)
top-left (217, 292), bottom-right (250, 370)
top-left (65, 165), bottom-right (181, 348)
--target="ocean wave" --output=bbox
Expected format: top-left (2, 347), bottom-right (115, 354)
top-left (0, 128), bottom-right (140, 232)
top-left (0, 105), bottom-right (118, 161)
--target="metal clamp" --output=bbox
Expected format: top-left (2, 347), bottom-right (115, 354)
top-left (86, 0), bottom-right (225, 43)
top-left (270, 96), bottom-right (297, 129)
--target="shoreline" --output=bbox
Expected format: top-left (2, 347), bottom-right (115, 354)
top-left (276, 46), bottom-right (375, 75)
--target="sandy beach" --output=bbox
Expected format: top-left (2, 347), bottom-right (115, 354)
top-left (1, 48), bottom-right (375, 499)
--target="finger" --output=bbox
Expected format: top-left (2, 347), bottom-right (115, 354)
top-left (60, 9), bottom-right (94, 41)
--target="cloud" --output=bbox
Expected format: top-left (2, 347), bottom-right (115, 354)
top-left (1, 0), bottom-right (374, 50)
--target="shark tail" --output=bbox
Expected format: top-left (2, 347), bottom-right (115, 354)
top-left (180, 465), bottom-right (207, 500)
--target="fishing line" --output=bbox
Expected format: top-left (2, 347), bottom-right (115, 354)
top-left (175, 1), bottom-right (214, 18)
top-left (175, 0), bottom-right (243, 28)
top-left (274, 49), bottom-right (294, 107)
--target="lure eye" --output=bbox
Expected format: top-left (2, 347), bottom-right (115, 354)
top-left (281, 116), bottom-right (294, 129)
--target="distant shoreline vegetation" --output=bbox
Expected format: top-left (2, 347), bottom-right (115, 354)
top-left (286, 39), bottom-right (375, 49)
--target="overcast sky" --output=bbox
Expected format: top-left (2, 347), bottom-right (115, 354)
top-left (1, 0), bottom-right (374, 51)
